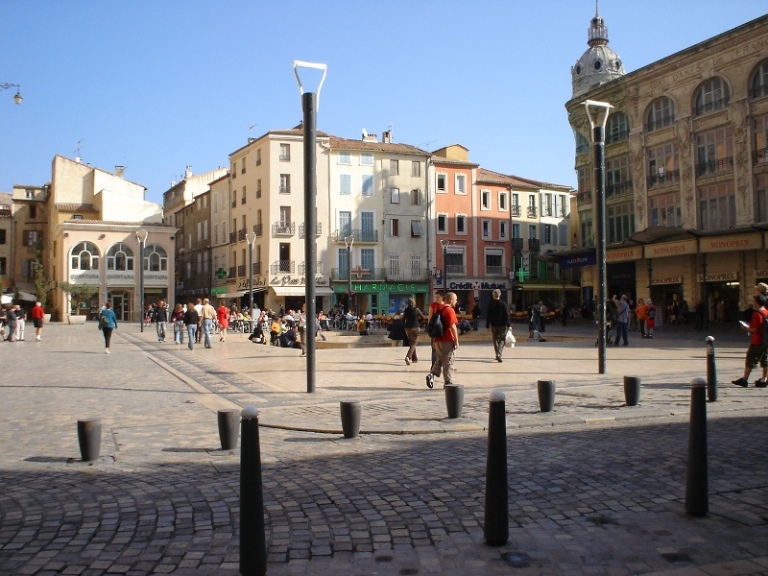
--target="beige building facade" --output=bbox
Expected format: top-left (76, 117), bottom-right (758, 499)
top-left (566, 12), bottom-right (768, 323)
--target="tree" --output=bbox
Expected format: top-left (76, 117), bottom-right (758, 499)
top-left (58, 281), bottom-right (98, 316)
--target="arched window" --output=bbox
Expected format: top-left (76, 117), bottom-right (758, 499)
top-left (750, 60), bottom-right (768, 100)
top-left (106, 243), bottom-right (134, 271)
top-left (70, 241), bottom-right (99, 270)
top-left (694, 77), bottom-right (730, 116)
top-left (606, 112), bottom-right (629, 144)
top-left (143, 244), bottom-right (168, 272)
top-left (646, 97), bottom-right (675, 131)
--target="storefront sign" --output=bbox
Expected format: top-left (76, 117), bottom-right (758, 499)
top-left (644, 239), bottom-right (696, 259)
top-left (559, 252), bottom-right (596, 268)
top-left (696, 272), bottom-right (738, 282)
top-left (211, 285), bottom-right (236, 295)
top-left (106, 272), bottom-right (136, 283)
top-left (236, 277), bottom-right (267, 290)
top-left (69, 270), bottom-right (99, 282)
top-left (651, 276), bottom-right (682, 285)
top-left (700, 233), bottom-right (762, 253)
top-left (344, 282), bottom-right (429, 293)
top-left (448, 280), bottom-right (510, 291)
top-left (270, 275), bottom-right (329, 286)
top-left (607, 246), bottom-right (642, 262)
top-left (756, 269), bottom-right (768, 278)
top-left (144, 272), bottom-right (169, 285)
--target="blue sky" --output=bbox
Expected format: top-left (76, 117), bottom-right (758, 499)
top-left (1, 1), bottom-right (765, 205)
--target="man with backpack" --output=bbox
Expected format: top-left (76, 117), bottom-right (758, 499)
top-left (732, 293), bottom-right (768, 388)
top-left (426, 291), bottom-right (459, 389)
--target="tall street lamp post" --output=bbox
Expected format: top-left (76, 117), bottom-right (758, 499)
top-left (136, 229), bottom-right (148, 332)
top-left (583, 99), bottom-right (613, 374)
top-left (440, 239), bottom-right (450, 294)
top-left (245, 231), bottom-right (256, 317)
top-left (344, 235), bottom-right (354, 311)
top-left (293, 60), bottom-right (327, 395)
top-left (0, 83), bottom-right (23, 105)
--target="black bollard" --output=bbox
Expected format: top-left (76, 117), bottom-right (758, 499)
top-left (484, 390), bottom-right (509, 546)
top-left (685, 377), bottom-right (708, 517)
top-left (340, 401), bottom-right (361, 439)
top-left (705, 336), bottom-right (717, 402)
top-left (623, 376), bottom-right (641, 406)
top-left (537, 380), bottom-right (555, 412)
top-left (217, 408), bottom-right (240, 450)
top-left (444, 384), bottom-right (464, 419)
top-left (77, 417), bottom-right (102, 462)
top-left (240, 406), bottom-right (267, 576)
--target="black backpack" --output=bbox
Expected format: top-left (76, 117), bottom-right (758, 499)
top-left (427, 306), bottom-right (445, 338)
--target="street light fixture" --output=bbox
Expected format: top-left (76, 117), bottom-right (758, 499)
top-left (245, 231), bottom-right (257, 316)
top-left (583, 99), bottom-right (613, 375)
top-left (0, 83), bottom-right (22, 105)
top-left (293, 59), bottom-right (327, 395)
top-left (136, 228), bottom-right (148, 332)
top-left (440, 239), bottom-right (451, 294)
top-left (344, 235), bottom-right (354, 312)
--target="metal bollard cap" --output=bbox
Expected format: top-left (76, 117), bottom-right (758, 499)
top-left (690, 377), bottom-right (706, 388)
top-left (241, 406), bottom-right (260, 419)
top-left (490, 390), bottom-right (506, 402)
top-left (705, 336), bottom-right (715, 343)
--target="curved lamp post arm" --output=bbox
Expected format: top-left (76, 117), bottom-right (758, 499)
top-left (292, 60), bottom-right (327, 110)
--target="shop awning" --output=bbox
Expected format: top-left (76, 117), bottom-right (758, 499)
top-left (272, 286), bottom-right (334, 297)
top-left (513, 284), bottom-right (581, 291)
top-left (17, 291), bottom-right (37, 301)
top-left (217, 290), bottom-right (245, 298)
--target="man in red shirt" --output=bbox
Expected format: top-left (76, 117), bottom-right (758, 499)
top-left (426, 292), bottom-right (459, 389)
top-left (30, 301), bottom-right (45, 342)
top-left (733, 294), bottom-right (768, 387)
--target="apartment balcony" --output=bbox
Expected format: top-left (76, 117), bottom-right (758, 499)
top-left (252, 262), bottom-right (262, 275)
top-left (528, 239), bottom-right (540, 252)
top-left (385, 269), bottom-right (430, 282)
top-left (299, 222), bottom-right (323, 238)
top-left (272, 222), bottom-right (296, 237)
top-left (253, 223), bottom-right (263, 237)
top-left (237, 265), bottom-right (246, 277)
top-left (527, 206), bottom-right (537, 218)
top-left (445, 264), bottom-right (466, 276)
top-left (511, 238), bottom-right (524, 252)
top-left (279, 185), bottom-right (291, 194)
top-left (332, 229), bottom-right (379, 243)
top-left (331, 267), bottom-right (386, 281)
top-left (606, 180), bottom-right (634, 197)
top-left (577, 190), bottom-right (592, 205)
top-left (696, 157), bottom-right (734, 178)
top-left (298, 261), bottom-right (322, 275)
top-left (271, 260), bottom-right (295, 274)
top-left (511, 205), bottom-right (521, 217)
top-left (229, 231), bottom-right (236, 243)
top-left (648, 169), bottom-right (681, 188)
top-left (238, 228), bottom-right (247, 241)
top-left (485, 266), bottom-right (505, 276)
top-left (228, 266), bottom-right (235, 278)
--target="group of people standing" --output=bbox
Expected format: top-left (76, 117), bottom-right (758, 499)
top-left (1, 301), bottom-right (45, 343)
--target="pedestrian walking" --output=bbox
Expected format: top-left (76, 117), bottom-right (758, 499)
top-left (200, 298), bottom-right (216, 348)
top-left (628, 299), bottom-right (638, 330)
top-left (426, 291), bottom-right (459, 389)
top-left (154, 300), bottom-right (168, 342)
top-left (172, 303), bottom-right (185, 344)
top-left (612, 294), bottom-right (629, 346)
top-left (485, 289), bottom-right (510, 362)
top-left (98, 302), bottom-right (118, 354)
top-left (30, 301), bottom-right (45, 342)
top-left (732, 294), bottom-right (768, 388)
top-left (403, 297), bottom-right (424, 365)
top-left (636, 298), bottom-right (648, 337)
top-left (217, 302), bottom-right (229, 342)
top-left (184, 302), bottom-right (199, 350)
top-left (428, 292), bottom-right (444, 365)
top-left (4, 304), bottom-right (17, 342)
top-left (644, 299), bottom-right (656, 338)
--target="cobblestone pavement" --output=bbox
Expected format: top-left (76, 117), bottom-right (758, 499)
top-left (0, 323), bottom-right (766, 575)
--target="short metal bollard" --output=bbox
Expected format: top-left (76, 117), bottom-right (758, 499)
top-left (623, 376), bottom-right (641, 406)
top-left (484, 390), bottom-right (508, 546)
top-left (340, 401), bottom-right (361, 439)
top-left (685, 377), bottom-right (708, 517)
top-left (444, 384), bottom-right (464, 419)
top-left (240, 406), bottom-right (267, 576)
top-left (217, 408), bottom-right (240, 450)
top-left (706, 336), bottom-right (717, 402)
top-left (77, 417), bottom-right (102, 462)
top-left (537, 380), bottom-right (555, 412)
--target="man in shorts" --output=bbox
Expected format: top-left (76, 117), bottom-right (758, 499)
top-left (732, 294), bottom-right (768, 388)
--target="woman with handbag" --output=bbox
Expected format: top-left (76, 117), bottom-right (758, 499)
top-left (98, 302), bottom-right (118, 354)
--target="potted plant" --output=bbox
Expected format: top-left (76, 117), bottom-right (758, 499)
top-left (58, 281), bottom-right (98, 324)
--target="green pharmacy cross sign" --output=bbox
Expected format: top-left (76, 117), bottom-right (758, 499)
top-left (517, 268), bottom-right (530, 282)
top-left (215, 268), bottom-right (227, 279)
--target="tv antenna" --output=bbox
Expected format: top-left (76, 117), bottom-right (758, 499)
top-left (75, 139), bottom-right (85, 159)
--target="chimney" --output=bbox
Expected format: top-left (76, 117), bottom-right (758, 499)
top-left (185, 165), bottom-right (192, 179)
top-left (362, 128), bottom-right (377, 143)
top-left (382, 130), bottom-right (392, 144)
top-left (115, 165), bottom-right (125, 178)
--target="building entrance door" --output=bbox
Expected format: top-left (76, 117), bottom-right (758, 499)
top-left (108, 291), bottom-right (131, 322)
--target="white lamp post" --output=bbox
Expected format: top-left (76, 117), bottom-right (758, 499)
top-left (136, 229), bottom-right (148, 332)
top-left (245, 231), bottom-right (257, 316)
